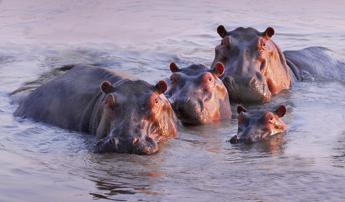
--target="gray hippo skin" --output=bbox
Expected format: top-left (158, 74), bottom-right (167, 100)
top-left (229, 105), bottom-right (287, 144)
top-left (212, 25), bottom-right (345, 103)
top-left (14, 65), bottom-right (178, 154)
top-left (165, 62), bottom-right (231, 125)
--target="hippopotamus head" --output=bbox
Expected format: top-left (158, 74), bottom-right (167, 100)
top-left (212, 25), bottom-right (292, 103)
top-left (166, 62), bottom-right (231, 125)
top-left (95, 79), bottom-right (177, 154)
top-left (230, 105), bottom-right (287, 144)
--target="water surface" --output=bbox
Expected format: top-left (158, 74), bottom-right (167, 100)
top-left (0, 0), bottom-right (345, 201)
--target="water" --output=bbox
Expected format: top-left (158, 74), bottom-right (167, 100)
top-left (0, 0), bottom-right (345, 201)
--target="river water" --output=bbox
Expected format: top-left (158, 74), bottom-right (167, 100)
top-left (0, 0), bottom-right (345, 201)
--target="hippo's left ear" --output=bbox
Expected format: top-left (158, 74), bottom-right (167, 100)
top-left (154, 80), bottom-right (168, 94)
top-left (263, 27), bottom-right (275, 39)
top-left (100, 80), bottom-right (113, 94)
top-left (212, 62), bottom-right (225, 77)
top-left (170, 62), bottom-right (181, 73)
top-left (217, 25), bottom-right (228, 38)
top-left (275, 105), bottom-right (286, 117)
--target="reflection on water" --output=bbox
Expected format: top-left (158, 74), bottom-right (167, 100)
top-left (0, 0), bottom-right (345, 201)
top-left (332, 131), bottom-right (345, 168)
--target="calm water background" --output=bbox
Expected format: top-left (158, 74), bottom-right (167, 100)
top-left (0, 0), bottom-right (345, 201)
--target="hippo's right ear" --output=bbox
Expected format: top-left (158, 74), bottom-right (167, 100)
top-left (154, 80), bottom-right (168, 94)
top-left (100, 81), bottom-right (113, 94)
top-left (263, 27), bottom-right (275, 39)
top-left (212, 62), bottom-right (225, 77)
top-left (237, 105), bottom-right (247, 114)
top-left (170, 62), bottom-right (180, 73)
top-left (217, 25), bottom-right (227, 38)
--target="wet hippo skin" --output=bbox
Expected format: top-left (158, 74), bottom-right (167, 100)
top-left (212, 25), bottom-right (345, 103)
top-left (14, 65), bottom-right (178, 155)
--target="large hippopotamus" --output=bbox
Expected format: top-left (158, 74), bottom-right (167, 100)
top-left (165, 62), bottom-right (232, 125)
top-left (212, 25), bottom-right (345, 103)
top-left (14, 65), bottom-right (178, 154)
top-left (229, 105), bottom-right (287, 144)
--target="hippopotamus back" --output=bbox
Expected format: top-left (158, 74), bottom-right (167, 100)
top-left (14, 65), bottom-right (133, 132)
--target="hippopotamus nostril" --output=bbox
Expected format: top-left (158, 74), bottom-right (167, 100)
top-left (229, 135), bottom-right (240, 144)
top-left (198, 99), bottom-right (204, 112)
top-left (173, 103), bottom-right (182, 113)
top-left (256, 72), bottom-right (264, 81)
top-left (249, 77), bottom-right (257, 88)
top-left (132, 137), bottom-right (139, 145)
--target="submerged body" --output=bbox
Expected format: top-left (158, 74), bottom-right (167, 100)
top-left (14, 65), bottom-right (177, 154)
top-left (284, 46), bottom-right (345, 82)
top-left (166, 62), bottom-right (231, 125)
top-left (212, 25), bottom-right (345, 103)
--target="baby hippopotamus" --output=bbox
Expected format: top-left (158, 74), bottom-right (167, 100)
top-left (230, 105), bottom-right (287, 144)
top-left (165, 62), bottom-right (231, 125)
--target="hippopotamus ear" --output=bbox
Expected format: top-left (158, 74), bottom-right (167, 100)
top-left (170, 62), bottom-right (180, 73)
top-left (154, 80), bottom-right (168, 94)
top-left (217, 25), bottom-right (228, 38)
top-left (237, 105), bottom-right (247, 114)
top-left (212, 62), bottom-right (225, 77)
top-left (275, 105), bottom-right (286, 117)
top-left (263, 27), bottom-right (275, 39)
top-left (100, 80), bottom-right (113, 94)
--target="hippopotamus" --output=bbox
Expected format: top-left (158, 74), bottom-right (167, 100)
top-left (229, 105), bottom-right (287, 144)
top-left (14, 65), bottom-right (178, 154)
top-left (212, 25), bottom-right (345, 103)
top-left (165, 62), bottom-right (232, 125)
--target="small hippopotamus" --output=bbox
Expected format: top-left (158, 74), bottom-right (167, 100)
top-left (212, 25), bottom-right (345, 103)
top-left (14, 65), bottom-right (177, 154)
top-left (165, 62), bottom-right (231, 125)
top-left (229, 105), bottom-right (287, 144)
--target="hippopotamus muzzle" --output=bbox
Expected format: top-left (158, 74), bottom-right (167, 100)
top-left (223, 75), bottom-right (272, 103)
top-left (94, 120), bottom-right (162, 154)
top-left (95, 134), bottom-right (159, 155)
top-left (172, 98), bottom-right (206, 125)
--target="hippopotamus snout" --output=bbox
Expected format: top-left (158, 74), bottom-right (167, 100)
top-left (95, 135), bottom-right (159, 155)
top-left (229, 134), bottom-right (256, 144)
top-left (172, 98), bottom-right (205, 125)
top-left (230, 128), bottom-right (266, 145)
top-left (223, 73), bottom-right (271, 103)
top-left (95, 123), bottom-right (159, 154)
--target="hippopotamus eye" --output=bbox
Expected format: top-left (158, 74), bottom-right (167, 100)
top-left (202, 72), bottom-right (213, 83)
top-left (170, 74), bottom-right (179, 84)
